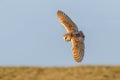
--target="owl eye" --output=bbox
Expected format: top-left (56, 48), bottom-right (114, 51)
top-left (65, 36), bottom-right (67, 39)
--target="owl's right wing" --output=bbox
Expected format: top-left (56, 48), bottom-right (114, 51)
top-left (71, 32), bottom-right (85, 62)
top-left (57, 10), bottom-right (78, 33)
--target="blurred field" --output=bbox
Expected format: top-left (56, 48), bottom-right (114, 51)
top-left (0, 66), bottom-right (120, 80)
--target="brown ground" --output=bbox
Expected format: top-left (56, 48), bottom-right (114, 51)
top-left (0, 66), bottom-right (120, 80)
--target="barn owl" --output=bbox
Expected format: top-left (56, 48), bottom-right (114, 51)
top-left (57, 10), bottom-right (85, 62)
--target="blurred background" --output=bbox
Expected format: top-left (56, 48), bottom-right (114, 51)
top-left (0, 0), bottom-right (120, 66)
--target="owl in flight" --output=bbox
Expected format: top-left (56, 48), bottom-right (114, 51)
top-left (57, 10), bottom-right (85, 62)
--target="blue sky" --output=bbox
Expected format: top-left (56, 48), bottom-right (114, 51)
top-left (0, 0), bottom-right (120, 66)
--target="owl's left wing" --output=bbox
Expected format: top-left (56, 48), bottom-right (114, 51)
top-left (57, 10), bottom-right (78, 33)
top-left (71, 32), bottom-right (85, 62)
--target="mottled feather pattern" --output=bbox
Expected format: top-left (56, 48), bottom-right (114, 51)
top-left (57, 10), bottom-right (85, 62)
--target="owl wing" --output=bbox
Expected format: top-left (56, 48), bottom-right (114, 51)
top-left (71, 33), bottom-right (85, 62)
top-left (57, 10), bottom-right (78, 33)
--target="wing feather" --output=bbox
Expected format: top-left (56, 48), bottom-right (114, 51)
top-left (71, 35), bottom-right (85, 62)
top-left (57, 10), bottom-right (78, 33)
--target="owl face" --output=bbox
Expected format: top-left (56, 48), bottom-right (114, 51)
top-left (63, 33), bottom-right (72, 42)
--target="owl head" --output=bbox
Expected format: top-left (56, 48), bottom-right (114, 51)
top-left (63, 33), bottom-right (72, 42)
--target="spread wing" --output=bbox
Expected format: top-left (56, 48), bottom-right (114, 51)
top-left (57, 10), bottom-right (78, 33)
top-left (71, 33), bottom-right (85, 62)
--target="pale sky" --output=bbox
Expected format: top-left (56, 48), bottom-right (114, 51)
top-left (0, 0), bottom-right (120, 66)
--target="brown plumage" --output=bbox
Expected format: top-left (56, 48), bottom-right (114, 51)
top-left (57, 10), bottom-right (85, 62)
top-left (57, 10), bottom-right (78, 33)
